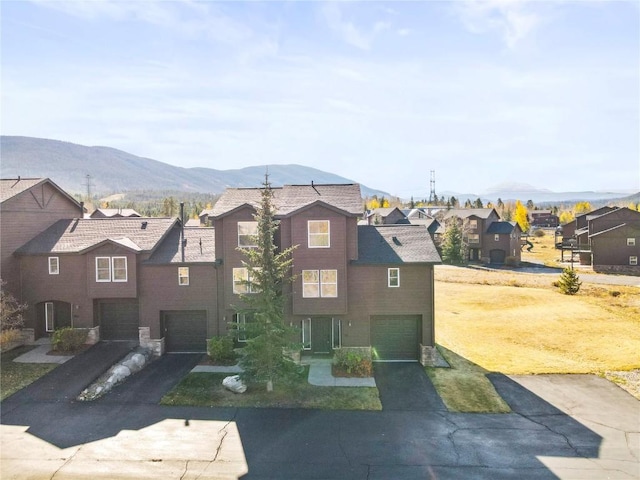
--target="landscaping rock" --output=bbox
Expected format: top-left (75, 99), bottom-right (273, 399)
top-left (222, 375), bottom-right (247, 394)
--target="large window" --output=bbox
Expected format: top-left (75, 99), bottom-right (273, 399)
top-left (468, 219), bottom-right (478, 229)
top-left (233, 267), bottom-right (259, 294)
top-left (308, 220), bottom-right (330, 248)
top-left (388, 268), bottom-right (400, 288)
top-left (178, 266), bottom-right (189, 286)
top-left (238, 221), bottom-right (258, 247)
top-left (302, 269), bottom-right (337, 297)
top-left (48, 257), bottom-right (59, 275)
top-left (96, 256), bottom-right (128, 282)
top-left (467, 234), bottom-right (480, 244)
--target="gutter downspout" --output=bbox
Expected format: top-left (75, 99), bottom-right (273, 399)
top-left (180, 202), bottom-right (185, 263)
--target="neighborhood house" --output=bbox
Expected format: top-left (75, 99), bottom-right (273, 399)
top-left (1, 178), bottom-right (442, 365)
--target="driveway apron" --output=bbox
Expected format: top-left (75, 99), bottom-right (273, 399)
top-left (2, 341), bottom-right (136, 405)
top-left (374, 362), bottom-right (447, 411)
top-left (97, 353), bottom-right (201, 404)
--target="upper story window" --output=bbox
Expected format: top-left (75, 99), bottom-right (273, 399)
top-left (628, 238), bottom-right (636, 246)
top-left (494, 234), bottom-right (500, 242)
top-left (468, 219), bottom-right (478, 229)
top-left (178, 266), bottom-right (189, 286)
top-left (96, 256), bottom-right (128, 283)
top-left (302, 269), bottom-right (337, 297)
top-left (238, 221), bottom-right (258, 247)
top-left (233, 267), bottom-right (259, 294)
top-left (308, 220), bottom-right (330, 248)
top-left (48, 257), bottom-right (59, 275)
top-left (388, 268), bottom-right (400, 287)
top-left (467, 234), bottom-right (480, 244)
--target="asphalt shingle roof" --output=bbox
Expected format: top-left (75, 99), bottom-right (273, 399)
top-left (15, 218), bottom-right (176, 255)
top-left (1, 178), bottom-right (45, 203)
top-left (145, 227), bottom-right (216, 264)
top-left (443, 208), bottom-right (497, 220)
top-left (486, 221), bottom-right (518, 234)
top-left (212, 184), bottom-right (363, 218)
top-left (353, 225), bottom-right (441, 265)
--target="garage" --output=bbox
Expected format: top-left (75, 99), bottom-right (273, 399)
top-left (489, 249), bottom-right (506, 264)
top-left (370, 315), bottom-right (420, 361)
top-left (99, 300), bottom-right (139, 341)
top-left (162, 310), bottom-right (207, 353)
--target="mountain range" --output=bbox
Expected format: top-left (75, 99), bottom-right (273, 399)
top-left (1, 136), bottom-right (636, 205)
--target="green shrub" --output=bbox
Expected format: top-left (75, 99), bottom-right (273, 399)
top-left (557, 267), bottom-right (582, 295)
top-left (207, 336), bottom-right (237, 365)
top-left (52, 327), bottom-right (87, 352)
top-left (333, 349), bottom-right (373, 377)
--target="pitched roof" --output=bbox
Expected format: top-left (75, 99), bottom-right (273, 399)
top-left (443, 208), bottom-right (497, 220)
top-left (145, 226), bottom-right (216, 264)
top-left (486, 221), bottom-right (519, 234)
top-left (15, 217), bottom-right (176, 255)
top-left (212, 184), bottom-right (363, 218)
top-left (353, 225), bottom-right (441, 265)
top-left (91, 208), bottom-right (141, 218)
top-left (0, 177), bottom-right (82, 209)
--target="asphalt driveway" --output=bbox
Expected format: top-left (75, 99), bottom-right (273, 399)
top-left (374, 362), bottom-right (446, 411)
top-left (1, 349), bottom-right (638, 479)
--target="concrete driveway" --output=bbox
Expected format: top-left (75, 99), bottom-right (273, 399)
top-left (1, 353), bottom-right (638, 479)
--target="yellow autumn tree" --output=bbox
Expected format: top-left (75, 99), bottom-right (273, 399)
top-left (366, 197), bottom-right (381, 210)
top-left (559, 211), bottom-right (574, 225)
top-left (514, 200), bottom-right (530, 232)
top-left (574, 201), bottom-right (592, 215)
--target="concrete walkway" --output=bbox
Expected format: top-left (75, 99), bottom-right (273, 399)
top-left (12, 338), bottom-right (74, 364)
top-left (192, 357), bottom-right (377, 387)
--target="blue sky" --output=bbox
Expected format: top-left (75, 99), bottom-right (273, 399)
top-left (2, 0), bottom-right (638, 198)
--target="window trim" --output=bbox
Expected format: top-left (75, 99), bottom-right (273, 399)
top-left (237, 221), bottom-right (259, 248)
top-left (302, 269), bottom-right (338, 298)
top-left (494, 234), bottom-right (500, 242)
top-left (467, 233), bottom-right (480, 244)
top-left (96, 257), bottom-right (111, 282)
top-left (468, 219), bottom-right (478, 229)
top-left (178, 266), bottom-right (190, 286)
top-left (233, 267), bottom-right (259, 294)
top-left (301, 318), bottom-right (311, 350)
top-left (111, 256), bottom-right (128, 282)
top-left (628, 238), bottom-right (636, 247)
top-left (388, 268), bottom-right (400, 288)
top-left (48, 257), bottom-right (59, 275)
top-left (45, 302), bottom-right (54, 332)
top-left (332, 318), bottom-right (342, 349)
top-left (630, 256), bottom-right (638, 266)
top-left (308, 220), bottom-right (330, 248)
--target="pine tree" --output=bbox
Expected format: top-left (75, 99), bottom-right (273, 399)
top-left (441, 217), bottom-right (464, 264)
top-left (557, 267), bottom-right (582, 295)
top-left (235, 176), bottom-right (298, 392)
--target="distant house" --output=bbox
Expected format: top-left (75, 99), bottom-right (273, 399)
top-left (588, 208), bottom-right (640, 274)
top-left (198, 208), bottom-right (215, 227)
top-left (530, 210), bottom-right (559, 228)
top-left (90, 208), bottom-right (141, 218)
top-left (365, 207), bottom-right (407, 225)
top-left (0, 177), bottom-right (84, 302)
top-left (442, 208), bottom-right (522, 264)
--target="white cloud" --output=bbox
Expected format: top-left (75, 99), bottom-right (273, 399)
top-left (454, 0), bottom-right (544, 49)
top-left (320, 2), bottom-right (391, 50)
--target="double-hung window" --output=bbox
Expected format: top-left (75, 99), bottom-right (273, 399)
top-left (48, 257), bottom-right (59, 275)
top-left (238, 222), bottom-right (258, 247)
top-left (388, 268), bottom-right (400, 287)
top-left (628, 238), bottom-right (636, 247)
top-left (233, 267), bottom-right (259, 294)
top-left (468, 234), bottom-right (480, 244)
top-left (302, 269), bottom-right (337, 297)
top-left (178, 266), bottom-right (189, 286)
top-left (96, 256), bottom-right (128, 282)
top-left (631, 256), bottom-right (638, 266)
top-left (308, 220), bottom-right (330, 248)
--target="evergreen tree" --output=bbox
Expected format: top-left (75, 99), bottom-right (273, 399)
top-left (441, 217), bottom-right (464, 265)
top-left (235, 176), bottom-right (299, 392)
top-left (474, 198), bottom-right (484, 208)
top-left (557, 267), bottom-right (582, 295)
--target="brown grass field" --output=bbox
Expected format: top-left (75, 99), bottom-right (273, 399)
top-left (434, 264), bottom-right (640, 375)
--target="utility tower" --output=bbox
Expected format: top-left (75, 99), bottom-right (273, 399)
top-left (428, 170), bottom-right (436, 204)
top-left (84, 174), bottom-right (95, 202)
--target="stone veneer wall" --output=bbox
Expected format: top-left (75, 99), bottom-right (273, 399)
top-left (420, 344), bottom-right (449, 367)
top-left (85, 326), bottom-right (100, 345)
top-left (139, 327), bottom-right (164, 356)
top-left (593, 265), bottom-right (640, 276)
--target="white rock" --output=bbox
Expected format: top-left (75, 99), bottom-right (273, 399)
top-left (222, 375), bottom-right (247, 394)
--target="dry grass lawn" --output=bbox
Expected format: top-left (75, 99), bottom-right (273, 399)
top-left (435, 266), bottom-right (640, 375)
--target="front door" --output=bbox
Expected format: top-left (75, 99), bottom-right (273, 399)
top-left (311, 317), bottom-right (332, 354)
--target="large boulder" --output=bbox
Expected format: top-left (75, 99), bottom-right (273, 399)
top-left (222, 375), bottom-right (247, 394)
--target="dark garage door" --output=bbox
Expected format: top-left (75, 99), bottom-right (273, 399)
top-left (490, 249), bottom-right (506, 264)
top-left (371, 315), bottom-right (420, 361)
top-left (163, 311), bottom-right (207, 353)
top-left (100, 301), bottom-right (139, 341)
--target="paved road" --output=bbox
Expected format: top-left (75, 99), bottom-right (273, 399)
top-left (1, 348), bottom-right (639, 479)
